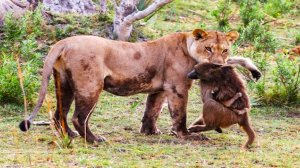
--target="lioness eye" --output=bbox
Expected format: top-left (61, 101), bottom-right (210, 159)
top-left (222, 49), bottom-right (228, 53)
top-left (205, 47), bottom-right (212, 52)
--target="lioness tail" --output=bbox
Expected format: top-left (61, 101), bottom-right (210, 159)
top-left (19, 41), bottom-right (65, 132)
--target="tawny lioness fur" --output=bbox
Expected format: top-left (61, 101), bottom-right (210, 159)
top-left (19, 29), bottom-right (261, 143)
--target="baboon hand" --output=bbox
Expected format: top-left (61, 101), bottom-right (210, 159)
top-left (251, 70), bottom-right (262, 81)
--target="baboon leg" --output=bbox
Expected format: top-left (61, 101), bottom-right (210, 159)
top-left (222, 92), bottom-right (242, 107)
top-left (188, 124), bottom-right (215, 132)
top-left (53, 69), bottom-right (76, 137)
top-left (189, 117), bottom-right (205, 126)
top-left (72, 87), bottom-right (104, 143)
top-left (189, 116), bottom-right (223, 133)
top-left (239, 116), bottom-right (256, 148)
top-left (140, 92), bottom-right (166, 135)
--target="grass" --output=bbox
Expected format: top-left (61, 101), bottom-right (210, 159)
top-left (0, 85), bottom-right (299, 167)
top-left (0, 0), bottom-right (300, 167)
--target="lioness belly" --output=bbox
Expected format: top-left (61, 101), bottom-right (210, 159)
top-left (103, 68), bottom-right (162, 96)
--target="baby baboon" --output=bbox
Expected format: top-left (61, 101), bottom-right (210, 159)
top-left (187, 63), bottom-right (256, 148)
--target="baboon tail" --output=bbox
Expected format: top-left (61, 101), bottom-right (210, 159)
top-left (19, 41), bottom-right (66, 132)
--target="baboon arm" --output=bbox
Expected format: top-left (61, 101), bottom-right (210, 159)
top-left (233, 108), bottom-right (249, 115)
top-left (202, 89), bottom-right (214, 103)
top-left (221, 92), bottom-right (241, 107)
top-left (227, 56), bottom-right (262, 80)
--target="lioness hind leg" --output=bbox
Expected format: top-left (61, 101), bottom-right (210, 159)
top-left (72, 87), bottom-right (105, 143)
top-left (53, 69), bottom-right (76, 138)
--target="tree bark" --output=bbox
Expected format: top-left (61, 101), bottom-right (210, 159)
top-left (43, 0), bottom-right (97, 14)
top-left (113, 0), bottom-right (173, 41)
top-left (0, 0), bottom-right (30, 25)
top-left (100, 0), bottom-right (107, 13)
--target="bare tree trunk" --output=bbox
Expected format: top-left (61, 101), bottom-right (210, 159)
top-left (43, 0), bottom-right (96, 14)
top-left (0, 0), bottom-right (30, 25)
top-left (100, 0), bottom-right (107, 13)
top-left (113, 0), bottom-right (173, 41)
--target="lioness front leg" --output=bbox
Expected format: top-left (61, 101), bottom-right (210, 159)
top-left (140, 92), bottom-right (166, 135)
top-left (72, 93), bottom-right (105, 143)
top-left (167, 86), bottom-right (206, 140)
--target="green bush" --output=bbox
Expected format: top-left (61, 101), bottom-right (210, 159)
top-left (244, 51), bottom-right (299, 105)
top-left (0, 54), bottom-right (40, 105)
top-left (239, 19), bottom-right (278, 52)
top-left (0, 9), bottom-right (44, 105)
top-left (239, 0), bottom-right (265, 26)
top-left (272, 54), bottom-right (300, 104)
top-left (264, 0), bottom-right (293, 18)
top-left (295, 33), bottom-right (300, 45)
top-left (137, 0), bottom-right (153, 11)
top-left (211, 0), bottom-right (233, 31)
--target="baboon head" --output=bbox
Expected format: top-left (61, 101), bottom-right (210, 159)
top-left (187, 63), bottom-right (234, 82)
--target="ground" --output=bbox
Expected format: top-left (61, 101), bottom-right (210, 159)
top-left (0, 0), bottom-right (300, 167)
top-left (0, 86), bottom-right (299, 167)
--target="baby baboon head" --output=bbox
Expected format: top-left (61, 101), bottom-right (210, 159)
top-left (187, 63), bottom-right (234, 81)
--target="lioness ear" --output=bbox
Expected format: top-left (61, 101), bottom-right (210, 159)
top-left (226, 31), bottom-right (239, 43)
top-left (193, 29), bottom-right (208, 40)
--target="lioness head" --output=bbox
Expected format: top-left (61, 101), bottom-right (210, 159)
top-left (188, 29), bottom-right (239, 64)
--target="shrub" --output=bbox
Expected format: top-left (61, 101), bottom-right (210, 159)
top-left (211, 0), bottom-right (233, 31)
top-left (295, 33), bottom-right (300, 45)
top-left (239, 19), bottom-right (278, 52)
top-left (272, 54), bottom-right (299, 104)
top-left (264, 0), bottom-right (293, 18)
top-left (239, 0), bottom-right (265, 26)
top-left (0, 9), bottom-right (44, 105)
top-left (0, 54), bottom-right (40, 105)
top-left (243, 51), bottom-right (299, 106)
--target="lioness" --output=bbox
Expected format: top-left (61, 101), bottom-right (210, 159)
top-left (19, 29), bottom-right (261, 143)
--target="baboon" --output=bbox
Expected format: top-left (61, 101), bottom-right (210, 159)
top-left (187, 63), bottom-right (256, 148)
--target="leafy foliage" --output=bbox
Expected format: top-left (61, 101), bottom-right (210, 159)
top-left (0, 9), bottom-right (44, 105)
top-left (211, 0), bottom-right (233, 31)
top-left (137, 0), bottom-right (153, 11)
top-left (295, 33), bottom-right (300, 45)
top-left (264, 0), bottom-right (294, 18)
top-left (244, 51), bottom-right (299, 105)
top-left (239, 19), bottom-right (278, 52)
top-left (239, 0), bottom-right (265, 26)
